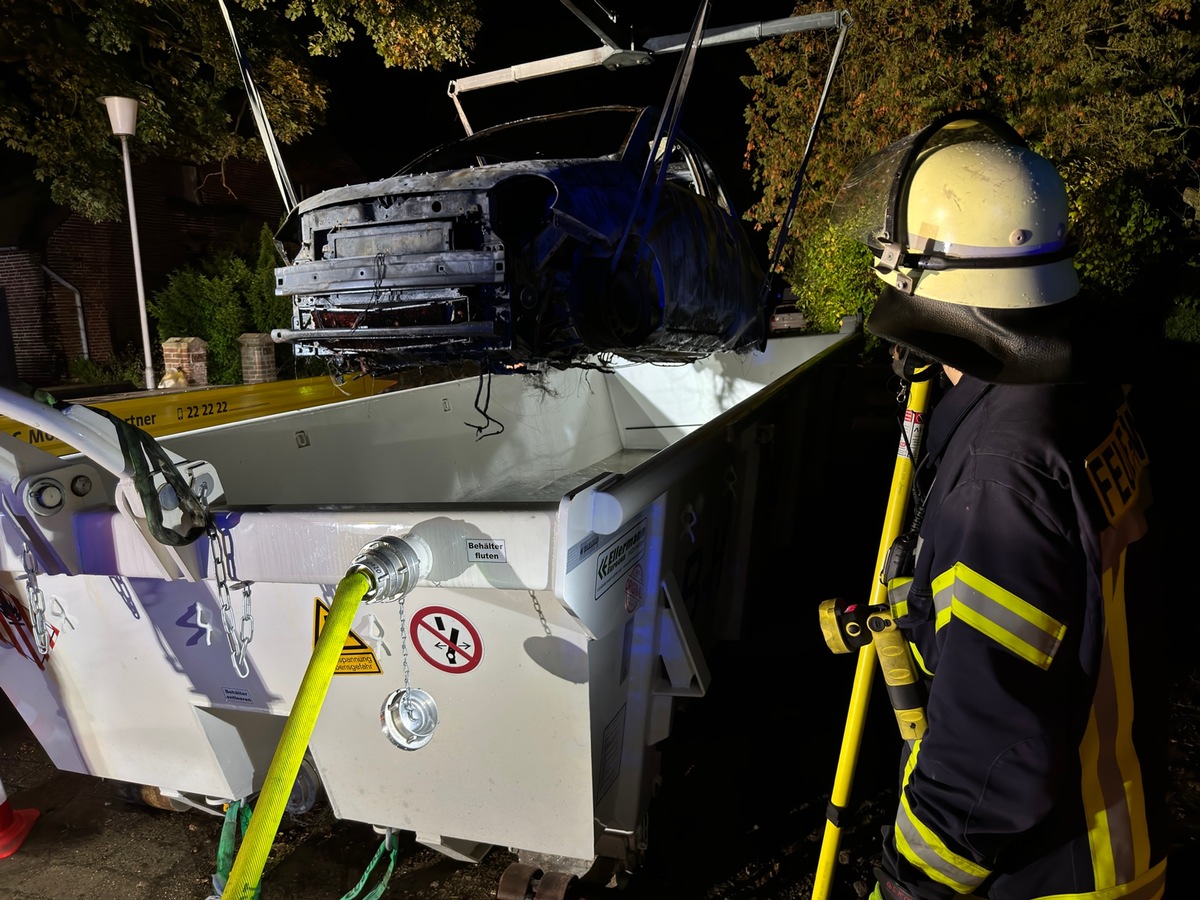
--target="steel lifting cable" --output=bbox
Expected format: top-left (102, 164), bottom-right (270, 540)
top-left (754, 13), bottom-right (853, 317)
top-left (612, 0), bottom-right (710, 270)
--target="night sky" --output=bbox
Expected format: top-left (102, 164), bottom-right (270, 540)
top-left (310, 0), bottom-right (812, 228)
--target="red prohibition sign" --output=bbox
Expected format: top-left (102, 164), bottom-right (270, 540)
top-left (409, 605), bottom-right (484, 674)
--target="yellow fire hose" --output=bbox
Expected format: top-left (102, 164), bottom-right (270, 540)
top-left (811, 376), bottom-right (932, 900)
top-left (221, 570), bottom-right (372, 900)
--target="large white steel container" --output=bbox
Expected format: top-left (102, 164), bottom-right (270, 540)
top-left (0, 327), bottom-right (853, 878)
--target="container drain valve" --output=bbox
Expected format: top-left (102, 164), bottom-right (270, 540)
top-left (347, 535), bottom-right (439, 750)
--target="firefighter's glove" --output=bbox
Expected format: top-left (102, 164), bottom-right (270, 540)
top-left (871, 868), bottom-right (919, 900)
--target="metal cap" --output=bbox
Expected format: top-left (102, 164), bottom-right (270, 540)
top-left (380, 688), bottom-right (438, 750)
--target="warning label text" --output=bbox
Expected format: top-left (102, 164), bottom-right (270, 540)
top-left (466, 538), bottom-right (507, 563)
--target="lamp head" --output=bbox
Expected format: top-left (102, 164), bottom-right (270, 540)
top-left (98, 96), bottom-right (142, 137)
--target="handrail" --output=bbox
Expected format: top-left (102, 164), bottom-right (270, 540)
top-left (0, 387), bottom-right (128, 476)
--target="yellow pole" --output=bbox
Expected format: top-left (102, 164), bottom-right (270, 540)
top-left (811, 377), bottom-right (931, 900)
top-left (221, 570), bottom-right (372, 899)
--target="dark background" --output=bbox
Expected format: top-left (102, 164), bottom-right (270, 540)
top-left (304, 0), bottom-right (819, 252)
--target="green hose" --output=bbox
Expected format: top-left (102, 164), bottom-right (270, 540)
top-left (221, 570), bottom-right (372, 899)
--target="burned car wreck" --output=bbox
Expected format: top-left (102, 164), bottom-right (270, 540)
top-left (271, 106), bottom-right (766, 372)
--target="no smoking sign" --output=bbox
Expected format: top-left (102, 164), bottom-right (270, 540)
top-left (409, 606), bottom-right (483, 674)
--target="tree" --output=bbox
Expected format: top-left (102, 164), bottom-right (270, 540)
top-left (0, 0), bottom-right (479, 223)
top-left (148, 224), bottom-right (294, 384)
top-left (743, 1), bottom-right (1200, 332)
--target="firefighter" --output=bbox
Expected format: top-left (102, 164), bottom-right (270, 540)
top-left (831, 112), bottom-right (1169, 899)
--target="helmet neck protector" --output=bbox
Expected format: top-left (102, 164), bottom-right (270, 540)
top-left (867, 285), bottom-right (1083, 384)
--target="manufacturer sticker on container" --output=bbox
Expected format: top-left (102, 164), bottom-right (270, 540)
top-left (595, 518), bottom-right (648, 600)
top-left (410, 606), bottom-right (483, 674)
top-left (566, 532), bottom-right (601, 574)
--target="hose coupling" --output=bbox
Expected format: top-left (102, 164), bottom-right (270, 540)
top-left (348, 535), bottom-right (432, 603)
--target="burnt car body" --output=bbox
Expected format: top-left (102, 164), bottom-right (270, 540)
top-left (272, 106), bottom-right (766, 372)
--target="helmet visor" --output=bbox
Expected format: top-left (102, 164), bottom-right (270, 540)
top-left (831, 113), bottom-right (1025, 253)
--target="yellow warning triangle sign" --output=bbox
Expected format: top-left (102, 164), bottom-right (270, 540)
top-left (313, 597), bottom-right (382, 675)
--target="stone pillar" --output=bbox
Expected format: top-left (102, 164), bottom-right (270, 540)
top-left (238, 333), bottom-right (277, 385)
top-left (161, 337), bottom-right (208, 386)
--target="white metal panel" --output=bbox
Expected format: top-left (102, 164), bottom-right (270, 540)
top-left (309, 586), bottom-right (599, 861)
top-left (0, 571), bottom-right (252, 797)
top-left (73, 508), bottom-right (559, 589)
top-left (160, 367), bottom-right (624, 506)
top-left (606, 332), bottom-right (850, 451)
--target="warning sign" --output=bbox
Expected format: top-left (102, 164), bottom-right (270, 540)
top-left (898, 408), bottom-right (926, 460)
top-left (313, 598), bottom-right (382, 675)
top-left (410, 606), bottom-right (483, 674)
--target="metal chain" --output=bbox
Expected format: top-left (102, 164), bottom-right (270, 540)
top-left (208, 523), bottom-right (254, 678)
top-left (20, 544), bottom-right (50, 656)
top-left (397, 592), bottom-right (412, 697)
top-left (529, 590), bottom-right (551, 636)
top-left (369, 581), bottom-right (414, 697)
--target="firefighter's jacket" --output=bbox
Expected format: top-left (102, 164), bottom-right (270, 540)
top-left (881, 374), bottom-right (1168, 900)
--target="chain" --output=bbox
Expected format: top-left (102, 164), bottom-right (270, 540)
top-left (20, 544), bottom-right (50, 656)
top-left (208, 523), bottom-right (254, 678)
top-left (397, 592), bottom-right (412, 697)
top-left (529, 590), bottom-right (551, 636)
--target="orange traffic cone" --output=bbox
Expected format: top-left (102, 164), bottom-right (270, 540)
top-left (0, 776), bottom-right (38, 859)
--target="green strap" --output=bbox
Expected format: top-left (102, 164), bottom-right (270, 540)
top-left (213, 802), bottom-right (393, 900)
top-left (88, 405), bottom-right (211, 546)
top-left (213, 801), bottom-right (257, 899)
top-left (340, 836), bottom-right (399, 900)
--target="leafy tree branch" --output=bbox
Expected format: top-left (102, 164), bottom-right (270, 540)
top-left (0, 0), bottom-right (478, 223)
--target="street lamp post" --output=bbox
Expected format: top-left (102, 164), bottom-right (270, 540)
top-left (99, 96), bottom-right (156, 391)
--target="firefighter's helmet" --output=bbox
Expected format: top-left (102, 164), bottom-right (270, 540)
top-left (833, 112), bottom-right (1082, 382)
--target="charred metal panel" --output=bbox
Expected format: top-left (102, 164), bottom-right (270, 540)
top-left (273, 106), bottom-right (766, 373)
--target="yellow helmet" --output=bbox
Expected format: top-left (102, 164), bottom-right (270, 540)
top-left (833, 112), bottom-right (1082, 382)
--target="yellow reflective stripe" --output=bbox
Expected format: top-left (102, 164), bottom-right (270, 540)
top-left (888, 577), bottom-right (913, 619)
top-left (1081, 709), bottom-right (1115, 885)
top-left (1082, 548), bottom-right (1152, 889)
top-left (1106, 555), bottom-right (1151, 874)
top-left (931, 563), bottom-right (1065, 668)
top-left (895, 740), bottom-right (991, 892)
top-left (1029, 857), bottom-right (1166, 900)
top-left (910, 640), bottom-right (933, 677)
top-left (930, 571), bottom-right (954, 630)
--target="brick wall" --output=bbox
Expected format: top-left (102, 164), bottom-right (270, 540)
top-left (3, 157), bottom-right (291, 387)
top-left (162, 336), bottom-right (208, 386)
top-left (0, 249), bottom-right (55, 383)
top-left (238, 333), bottom-right (277, 384)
